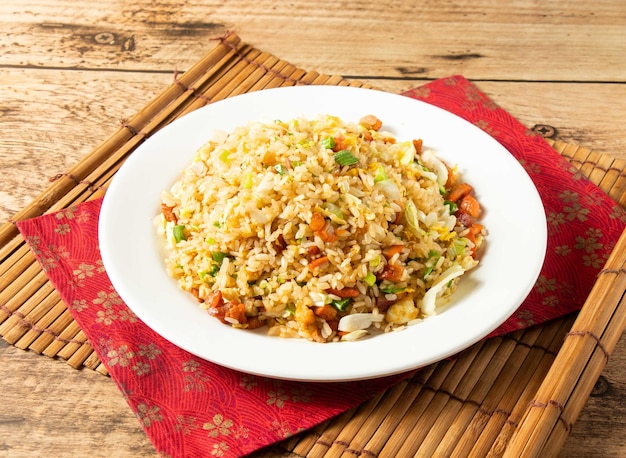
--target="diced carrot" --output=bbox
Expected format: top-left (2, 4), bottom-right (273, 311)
top-left (316, 224), bottom-right (338, 243)
top-left (465, 230), bottom-right (477, 258)
top-left (310, 212), bottom-right (325, 231)
top-left (161, 203), bottom-right (177, 223)
top-left (206, 306), bottom-right (226, 323)
top-left (382, 244), bottom-right (404, 259)
top-left (459, 194), bottom-right (481, 218)
top-left (307, 245), bottom-right (321, 256)
top-left (447, 182), bottom-right (473, 203)
top-left (412, 138), bottom-right (423, 153)
top-left (469, 222), bottom-right (484, 235)
top-left (460, 223), bottom-right (483, 258)
top-left (309, 255), bottom-right (329, 270)
top-left (379, 264), bottom-right (404, 282)
top-left (326, 287), bottom-right (360, 298)
top-left (190, 288), bottom-right (203, 303)
top-left (225, 300), bottom-right (247, 324)
top-left (313, 304), bottom-right (338, 321)
top-left (205, 290), bottom-right (224, 309)
top-left (332, 134), bottom-right (347, 152)
top-left (444, 163), bottom-right (457, 189)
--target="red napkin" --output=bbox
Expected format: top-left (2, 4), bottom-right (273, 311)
top-left (16, 76), bottom-right (625, 457)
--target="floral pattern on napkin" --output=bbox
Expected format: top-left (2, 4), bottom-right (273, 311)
top-left (16, 75), bottom-right (625, 457)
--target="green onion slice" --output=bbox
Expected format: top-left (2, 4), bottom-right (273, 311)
top-left (321, 136), bottom-right (336, 150)
top-left (173, 225), bottom-right (186, 243)
top-left (211, 251), bottom-right (229, 264)
top-left (333, 150), bottom-right (359, 167)
top-left (331, 297), bottom-right (351, 311)
top-left (380, 285), bottom-right (406, 294)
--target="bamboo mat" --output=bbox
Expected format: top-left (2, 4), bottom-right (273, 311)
top-left (1, 32), bottom-right (625, 456)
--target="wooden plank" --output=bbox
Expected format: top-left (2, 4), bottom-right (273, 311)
top-left (0, 1), bottom-right (625, 81)
top-left (0, 341), bottom-right (154, 457)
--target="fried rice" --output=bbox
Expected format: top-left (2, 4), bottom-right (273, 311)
top-left (157, 114), bottom-right (485, 342)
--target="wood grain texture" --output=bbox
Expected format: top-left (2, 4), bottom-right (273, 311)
top-left (1, 0), bottom-right (625, 456)
top-left (2, 1), bottom-right (625, 80)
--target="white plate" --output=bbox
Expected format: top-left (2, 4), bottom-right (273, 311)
top-left (99, 85), bottom-right (546, 382)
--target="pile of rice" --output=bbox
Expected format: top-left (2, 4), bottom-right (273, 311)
top-left (157, 114), bottom-right (485, 342)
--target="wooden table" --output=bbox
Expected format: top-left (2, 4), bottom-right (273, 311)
top-left (1, 1), bottom-right (625, 456)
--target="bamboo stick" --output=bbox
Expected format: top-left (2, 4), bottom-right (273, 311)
top-left (451, 326), bottom-right (545, 456)
top-left (14, 300), bottom-right (68, 349)
top-left (504, 231), bottom-right (626, 457)
top-left (0, 266), bottom-right (48, 322)
top-left (64, 341), bottom-right (96, 369)
top-left (357, 370), bottom-right (434, 456)
top-left (322, 380), bottom-right (410, 457)
top-left (457, 319), bottom-right (572, 456)
top-left (484, 317), bottom-right (576, 456)
top-left (16, 304), bottom-right (75, 351)
top-left (609, 169), bottom-right (626, 207)
top-left (413, 338), bottom-right (504, 457)
top-left (39, 318), bottom-right (83, 357)
top-left (0, 243), bottom-right (36, 291)
top-left (53, 329), bottom-right (89, 360)
top-left (304, 392), bottom-right (384, 457)
top-left (587, 152), bottom-right (618, 189)
top-left (291, 414), bottom-right (349, 456)
top-left (378, 342), bottom-right (485, 457)
top-left (247, 59), bottom-right (295, 92)
top-left (83, 349), bottom-right (105, 371)
top-left (166, 44), bottom-right (261, 116)
top-left (432, 337), bottom-right (520, 457)
top-left (0, 232), bottom-right (27, 271)
top-left (94, 362), bottom-right (109, 376)
top-left (3, 285), bottom-right (59, 345)
top-left (175, 48), bottom-right (286, 117)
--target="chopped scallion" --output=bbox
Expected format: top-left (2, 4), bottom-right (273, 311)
top-left (423, 250), bottom-right (441, 279)
top-left (173, 225), bottom-right (186, 243)
top-left (209, 265), bottom-right (220, 276)
top-left (380, 285), bottom-right (406, 294)
top-left (363, 272), bottom-right (377, 286)
top-left (333, 150), bottom-right (359, 167)
top-left (331, 297), bottom-right (351, 311)
top-left (445, 200), bottom-right (458, 213)
top-left (374, 164), bottom-right (388, 182)
top-left (218, 149), bottom-right (232, 164)
top-left (211, 251), bottom-right (229, 263)
top-left (321, 136), bottom-right (336, 150)
top-left (242, 171), bottom-right (253, 189)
